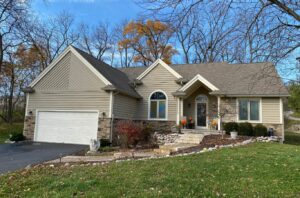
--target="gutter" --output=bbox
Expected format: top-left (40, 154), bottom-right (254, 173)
top-left (209, 93), bottom-right (290, 97)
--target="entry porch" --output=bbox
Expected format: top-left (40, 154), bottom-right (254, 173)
top-left (174, 75), bottom-right (221, 131)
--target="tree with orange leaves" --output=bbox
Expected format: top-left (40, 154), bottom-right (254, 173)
top-left (0, 44), bottom-right (40, 123)
top-left (118, 20), bottom-right (177, 66)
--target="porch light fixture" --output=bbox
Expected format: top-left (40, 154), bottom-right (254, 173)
top-left (102, 112), bottom-right (106, 118)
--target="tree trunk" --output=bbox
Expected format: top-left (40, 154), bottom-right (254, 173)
top-left (7, 67), bottom-right (15, 124)
top-left (0, 34), bottom-right (3, 73)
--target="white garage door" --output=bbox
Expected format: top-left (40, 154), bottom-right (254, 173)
top-left (35, 111), bottom-right (98, 145)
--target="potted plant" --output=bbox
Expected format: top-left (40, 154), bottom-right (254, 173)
top-left (181, 118), bottom-right (187, 129)
top-left (230, 130), bottom-right (238, 139)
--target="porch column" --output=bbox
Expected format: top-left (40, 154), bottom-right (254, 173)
top-left (176, 98), bottom-right (180, 125)
top-left (180, 98), bottom-right (183, 118)
top-left (217, 96), bottom-right (221, 131)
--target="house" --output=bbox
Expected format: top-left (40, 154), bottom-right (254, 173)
top-left (23, 46), bottom-right (289, 145)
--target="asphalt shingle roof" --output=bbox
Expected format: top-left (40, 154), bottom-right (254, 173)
top-left (73, 47), bottom-right (141, 98)
top-left (119, 62), bottom-right (289, 96)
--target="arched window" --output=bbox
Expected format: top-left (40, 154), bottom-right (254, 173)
top-left (196, 95), bottom-right (208, 103)
top-left (149, 91), bottom-right (167, 119)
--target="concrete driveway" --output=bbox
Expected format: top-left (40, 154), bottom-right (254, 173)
top-left (0, 142), bottom-right (87, 174)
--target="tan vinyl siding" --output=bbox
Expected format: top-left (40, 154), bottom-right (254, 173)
top-left (262, 98), bottom-right (281, 123)
top-left (34, 52), bottom-right (71, 90)
top-left (28, 51), bottom-right (110, 116)
top-left (135, 64), bottom-right (181, 121)
top-left (28, 91), bottom-right (110, 115)
top-left (68, 53), bottom-right (102, 90)
top-left (113, 93), bottom-right (138, 119)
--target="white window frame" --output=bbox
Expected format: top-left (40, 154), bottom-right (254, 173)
top-left (236, 98), bottom-right (262, 123)
top-left (148, 90), bottom-right (168, 120)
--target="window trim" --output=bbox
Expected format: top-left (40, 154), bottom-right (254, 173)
top-left (148, 90), bottom-right (168, 120)
top-left (236, 98), bottom-right (262, 123)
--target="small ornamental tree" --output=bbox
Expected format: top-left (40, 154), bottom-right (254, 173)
top-left (116, 120), bottom-right (143, 148)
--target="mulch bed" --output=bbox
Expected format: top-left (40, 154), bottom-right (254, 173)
top-left (172, 134), bottom-right (252, 155)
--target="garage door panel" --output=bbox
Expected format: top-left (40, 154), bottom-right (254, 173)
top-left (35, 111), bottom-right (98, 145)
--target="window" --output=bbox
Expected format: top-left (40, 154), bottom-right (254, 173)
top-left (238, 99), bottom-right (260, 121)
top-left (149, 91), bottom-right (167, 119)
top-left (196, 95), bottom-right (208, 103)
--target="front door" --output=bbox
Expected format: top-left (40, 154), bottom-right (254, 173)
top-left (196, 102), bottom-right (207, 128)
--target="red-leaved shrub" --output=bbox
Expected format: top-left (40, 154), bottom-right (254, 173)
top-left (116, 120), bottom-right (143, 148)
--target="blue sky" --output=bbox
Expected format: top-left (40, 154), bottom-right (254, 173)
top-left (32, 0), bottom-right (142, 26)
top-left (31, 0), bottom-right (298, 81)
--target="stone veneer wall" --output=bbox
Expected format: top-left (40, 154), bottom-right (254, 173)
top-left (23, 115), bottom-right (35, 140)
top-left (97, 118), bottom-right (112, 140)
top-left (111, 119), bottom-right (176, 144)
top-left (262, 123), bottom-right (283, 136)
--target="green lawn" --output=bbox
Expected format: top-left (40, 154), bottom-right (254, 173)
top-left (0, 122), bottom-right (24, 143)
top-left (284, 118), bottom-right (300, 129)
top-left (1, 143), bottom-right (300, 197)
top-left (285, 131), bottom-right (300, 146)
top-left (291, 112), bottom-right (300, 118)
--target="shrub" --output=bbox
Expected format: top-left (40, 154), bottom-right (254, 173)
top-left (223, 122), bottom-right (239, 135)
top-left (140, 123), bottom-right (154, 143)
top-left (116, 120), bottom-right (143, 148)
top-left (10, 133), bottom-right (25, 142)
top-left (100, 139), bottom-right (111, 147)
top-left (254, 124), bottom-right (268, 137)
top-left (238, 122), bottom-right (254, 136)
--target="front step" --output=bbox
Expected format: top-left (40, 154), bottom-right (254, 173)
top-left (182, 129), bottom-right (221, 135)
top-left (154, 143), bottom-right (198, 155)
top-left (175, 133), bottom-right (204, 144)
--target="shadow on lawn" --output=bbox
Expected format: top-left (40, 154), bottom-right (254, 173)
top-left (285, 131), bottom-right (300, 146)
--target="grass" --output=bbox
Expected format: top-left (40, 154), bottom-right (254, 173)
top-left (1, 143), bottom-right (300, 197)
top-left (291, 112), bottom-right (300, 118)
top-left (284, 118), bottom-right (300, 129)
top-left (285, 131), bottom-right (300, 146)
top-left (0, 122), bottom-right (24, 143)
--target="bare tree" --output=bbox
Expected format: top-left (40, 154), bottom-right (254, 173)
top-left (78, 22), bottom-right (113, 62)
top-left (175, 12), bottom-right (198, 64)
top-left (0, 46), bottom-right (34, 123)
top-left (173, 1), bottom-right (240, 63)
top-left (21, 11), bottom-right (79, 71)
top-left (140, 0), bottom-right (299, 83)
top-left (0, 0), bottom-right (28, 73)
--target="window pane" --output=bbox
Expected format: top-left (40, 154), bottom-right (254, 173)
top-left (150, 101), bottom-right (157, 118)
top-left (196, 95), bottom-right (208, 103)
top-left (250, 101), bottom-right (259, 120)
top-left (158, 101), bottom-right (166, 118)
top-left (239, 99), bottom-right (248, 120)
top-left (151, 92), bottom-right (166, 100)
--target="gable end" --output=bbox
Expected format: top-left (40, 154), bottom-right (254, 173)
top-left (137, 59), bottom-right (182, 80)
top-left (29, 46), bottom-right (112, 88)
